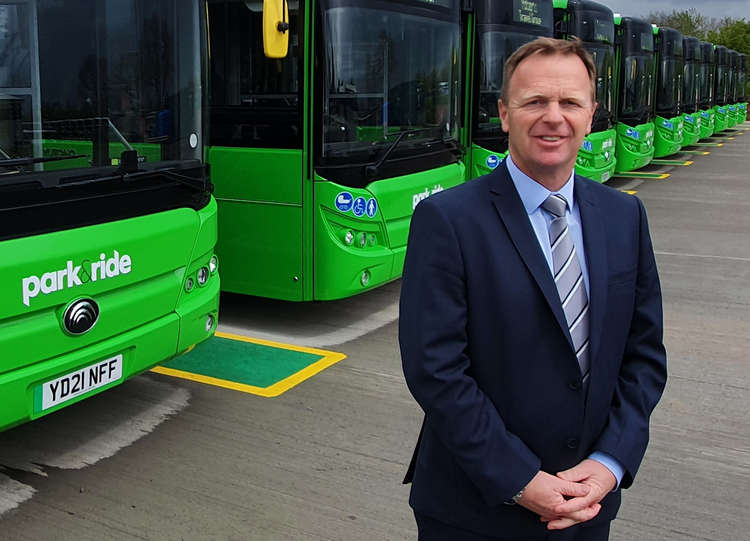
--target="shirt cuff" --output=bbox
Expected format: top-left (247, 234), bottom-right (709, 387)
top-left (589, 452), bottom-right (625, 490)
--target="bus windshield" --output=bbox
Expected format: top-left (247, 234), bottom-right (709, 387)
top-left (683, 60), bottom-right (698, 112)
top-left (588, 43), bottom-right (614, 129)
top-left (620, 54), bottom-right (653, 122)
top-left (475, 31), bottom-right (537, 144)
top-left (0, 0), bottom-right (205, 178)
top-left (320, 2), bottom-right (461, 167)
top-left (656, 57), bottom-right (683, 116)
top-left (699, 60), bottom-right (715, 107)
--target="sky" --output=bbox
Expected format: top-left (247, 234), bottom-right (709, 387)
top-left (602, 0), bottom-right (749, 22)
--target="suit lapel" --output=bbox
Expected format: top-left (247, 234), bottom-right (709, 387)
top-left (575, 176), bottom-right (608, 372)
top-left (488, 163), bottom-right (573, 349)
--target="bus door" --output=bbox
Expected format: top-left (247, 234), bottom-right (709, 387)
top-left (207, 0), bottom-right (306, 300)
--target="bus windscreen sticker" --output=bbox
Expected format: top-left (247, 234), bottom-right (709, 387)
top-left (335, 192), bottom-right (354, 212)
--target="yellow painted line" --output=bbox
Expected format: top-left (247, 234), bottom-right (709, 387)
top-left (151, 331), bottom-right (346, 397)
top-left (622, 190), bottom-right (637, 195)
top-left (682, 161), bottom-right (694, 166)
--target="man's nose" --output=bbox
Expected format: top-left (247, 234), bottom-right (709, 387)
top-left (541, 101), bottom-right (564, 123)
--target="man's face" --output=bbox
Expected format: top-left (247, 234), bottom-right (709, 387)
top-left (498, 53), bottom-right (596, 188)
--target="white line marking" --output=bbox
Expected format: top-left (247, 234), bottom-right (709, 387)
top-left (0, 474), bottom-right (36, 517)
top-left (218, 298), bottom-right (400, 348)
top-left (654, 251), bottom-right (750, 263)
top-left (0, 377), bottom-right (189, 476)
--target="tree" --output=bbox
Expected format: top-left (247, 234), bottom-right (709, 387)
top-left (708, 19), bottom-right (750, 56)
top-left (647, 8), bottom-right (711, 39)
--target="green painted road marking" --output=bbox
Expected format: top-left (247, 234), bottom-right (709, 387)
top-left (152, 332), bottom-right (346, 397)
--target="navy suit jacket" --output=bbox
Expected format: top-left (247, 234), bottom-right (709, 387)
top-left (399, 162), bottom-right (667, 537)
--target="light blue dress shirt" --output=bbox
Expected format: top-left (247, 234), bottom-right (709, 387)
top-left (505, 155), bottom-right (624, 490)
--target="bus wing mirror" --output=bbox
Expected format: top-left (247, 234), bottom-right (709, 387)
top-left (263, 0), bottom-right (289, 59)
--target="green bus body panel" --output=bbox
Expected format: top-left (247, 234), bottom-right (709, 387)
top-left (42, 140), bottom-right (162, 169)
top-left (208, 146), bottom-right (304, 300)
top-left (653, 115), bottom-right (683, 158)
top-left (209, 147), bottom-right (302, 203)
top-left (0, 198), bottom-right (219, 431)
top-left (713, 105), bottom-right (729, 132)
top-left (313, 162), bottom-right (465, 300)
top-left (726, 105), bottom-right (738, 128)
top-left (575, 129), bottom-right (617, 183)
top-left (681, 113), bottom-right (701, 147)
top-left (614, 121), bottom-right (654, 172)
top-left (470, 144), bottom-right (507, 179)
top-left (698, 109), bottom-right (715, 139)
top-left (215, 200), bottom-right (303, 300)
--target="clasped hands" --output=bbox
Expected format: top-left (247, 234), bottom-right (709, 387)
top-left (516, 459), bottom-right (617, 530)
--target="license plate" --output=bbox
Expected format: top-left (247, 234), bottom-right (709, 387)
top-left (601, 171), bottom-right (611, 182)
top-left (39, 354), bottom-right (123, 411)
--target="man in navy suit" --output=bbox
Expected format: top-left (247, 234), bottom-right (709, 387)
top-left (399, 37), bottom-right (667, 540)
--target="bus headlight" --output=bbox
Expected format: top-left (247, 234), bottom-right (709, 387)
top-left (185, 277), bottom-right (195, 292)
top-left (209, 255), bottom-right (219, 274)
top-left (343, 230), bottom-right (354, 246)
top-left (197, 266), bottom-right (209, 286)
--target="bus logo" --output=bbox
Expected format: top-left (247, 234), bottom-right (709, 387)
top-left (352, 197), bottom-right (367, 217)
top-left (685, 116), bottom-right (694, 124)
top-left (486, 154), bottom-right (500, 169)
top-left (21, 250), bottom-right (132, 307)
top-left (581, 141), bottom-right (593, 152)
top-left (662, 120), bottom-right (674, 130)
top-left (625, 127), bottom-right (640, 140)
top-left (63, 298), bottom-right (100, 335)
top-left (335, 192), bottom-right (354, 212)
top-left (366, 198), bottom-right (378, 218)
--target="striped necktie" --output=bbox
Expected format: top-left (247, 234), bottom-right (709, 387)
top-left (541, 194), bottom-right (590, 384)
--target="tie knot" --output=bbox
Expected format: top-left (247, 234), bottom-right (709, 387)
top-left (542, 194), bottom-right (568, 218)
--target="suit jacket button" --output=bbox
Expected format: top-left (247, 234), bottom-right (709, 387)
top-left (568, 381), bottom-right (581, 391)
top-left (566, 438), bottom-right (579, 449)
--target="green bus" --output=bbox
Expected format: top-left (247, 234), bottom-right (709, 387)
top-left (207, 0), bottom-right (465, 301)
top-left (553, 0), bottom-right (616, 183)
top-left (681, 36), bottom-right (702, 147)
top-left (727, 50), bottom-right (739, 128)
top-left (0, 0), bottom-right (219, 432)
top-left (651, 26), bottom-right (683, 158)
top-left (612, 15), bottom-right (654, 173)
top-left (463, 0), bottom-right (553, 179)
top-left (713, 45), bottom-right (730, 132)
top-left (698, 41), bottom-right (716, 140)
top-left (729, 50), bottom-right (746, 127)
top-left (738, 53), bottom-right (748, 122)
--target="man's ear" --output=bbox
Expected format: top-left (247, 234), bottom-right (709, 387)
top-left (498, 99), bottom-right (510, 133)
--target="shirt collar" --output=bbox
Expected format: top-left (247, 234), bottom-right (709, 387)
top-left (505, 155), bottom-right (576, 215)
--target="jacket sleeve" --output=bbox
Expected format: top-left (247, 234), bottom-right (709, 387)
top-left (593, 197), bottom-right (668, 488)
top-left (399, 197), bottom-right (541, 507)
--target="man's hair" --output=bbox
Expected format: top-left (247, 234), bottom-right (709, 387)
top-left (500, 37), bottom-right (596, 102)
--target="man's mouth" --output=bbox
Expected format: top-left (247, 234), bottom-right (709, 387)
top-left (539, 136), bottom-right (563, 142)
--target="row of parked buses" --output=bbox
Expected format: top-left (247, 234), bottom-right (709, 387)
top-left (1, 0), bottom-right (747, 431)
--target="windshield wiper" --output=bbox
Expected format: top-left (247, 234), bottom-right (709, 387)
top-left (365, 127), bottom-right (442, 180)
top-left (0, 154), bottom-right (88, 167)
